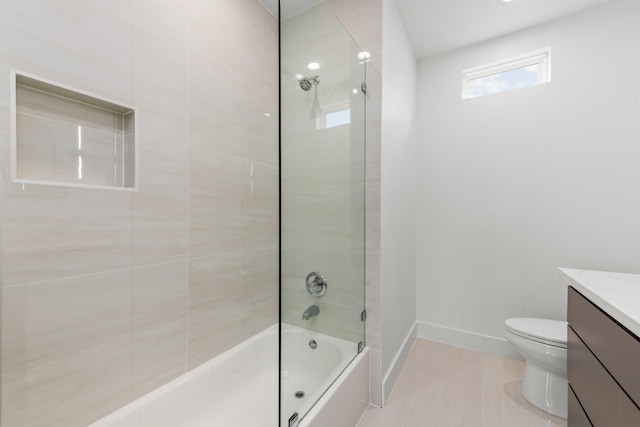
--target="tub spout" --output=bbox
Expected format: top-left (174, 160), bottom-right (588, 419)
top-left (302, 305), bottom-right (320, 320)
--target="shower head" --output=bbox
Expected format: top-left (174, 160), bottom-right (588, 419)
top-left (299, 75), bottom-right (320, 91)
top-left (300, 78), bottom-right (313, 91)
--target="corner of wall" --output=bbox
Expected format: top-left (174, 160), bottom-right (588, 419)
top-left (381, 322), bottom-right (417, 405)
top-left (417, 321), bottom-right (521, 360)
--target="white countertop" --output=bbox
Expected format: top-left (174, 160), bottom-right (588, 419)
top-left (560, 268), bottom-right (640, 338)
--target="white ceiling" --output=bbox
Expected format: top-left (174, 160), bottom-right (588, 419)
top-left (258, 0), bottom-right (321, 19)
top-left (395, 0), bottom-right (620, 59)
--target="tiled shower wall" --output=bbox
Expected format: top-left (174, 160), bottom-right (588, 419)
top-left (0, 1), bottom-right (278, 426)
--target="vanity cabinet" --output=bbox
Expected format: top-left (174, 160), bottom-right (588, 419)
top-left (567, 286), bottom-right (640, 426)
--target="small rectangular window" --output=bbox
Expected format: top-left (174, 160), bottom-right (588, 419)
top-left (325, 108), bottom-right (350, 128)
top-left (318, 103), bottom-right (351, 130)
top-left (462, 48), bottom-right (550, 99)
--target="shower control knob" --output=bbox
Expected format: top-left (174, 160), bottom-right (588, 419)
top-left (306, 272), bottom-right (327, 298)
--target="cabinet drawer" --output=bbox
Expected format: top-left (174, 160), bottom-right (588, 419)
top-left (568, 384), bottom-right (592, 427)
top-left (568, 286), bottom-right (640, 405)
top-left (568, 326), bottom-right (640, 426)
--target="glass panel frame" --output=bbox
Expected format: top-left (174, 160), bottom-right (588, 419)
top-left (279, 1), bottom-right (367, 424)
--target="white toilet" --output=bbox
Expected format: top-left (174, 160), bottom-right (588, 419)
top-left (504, 317), bottom-right (568, 418)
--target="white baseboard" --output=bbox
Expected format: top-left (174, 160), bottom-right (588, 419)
top-left (381, 322), bottom-right (417, 405)
top-left (416, 321), bottom-right (521, 359)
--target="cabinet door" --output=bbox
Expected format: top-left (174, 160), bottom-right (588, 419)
top-left (568, 286), bottom-right (640, 406)
top-left (568, 385), bottom-right (592, 427)
top-left (568, 327), bottom-right (640, 427)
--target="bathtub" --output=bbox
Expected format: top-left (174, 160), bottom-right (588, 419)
top-left (280, 324), bottom-right (365, 426)
top-left (91, 324), bottom-right (368, 427)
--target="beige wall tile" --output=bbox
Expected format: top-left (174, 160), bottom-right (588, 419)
top-left (366, 249), bottom-right (382, 406)
top-left (188, 253), bottom-right (245, 368)
top-left (132, 261), bottom-right (188, 399)
top-left (242, 97), bottom-right (280, 166)
top-left (189, 251), bottom-right (252, 369)
top-left (365, 69), bottom-right (382, 254)
top-left (242, 159), bottom-right (279, 250)
top-left (0, 0), bottom-right (279, 422)
top-left (1, 185), bottom-right (133, 286)
top-left (187, 1), bottom-right (249, 159)
top-left (188, 248), bottom-right (277, 369)
top-left (0, 100), bottom-right (10, 192)
top-left (186, 49), bottom-right (245, 157)
top-left (188, 151), bottom-right (278, 259)
top-left (239, 247), bottom-right (279, 336)
top-left (328, 0), bottom-right (383, 73)
top-left (134, 135), bottom-right (188, 266)
top-left (133, 196), bottom-right (188, 266)
top-left (132, 0), bottom-right (188, 144)
top-left (188, 148), bottom-right (245, 258)
top-left (1, 270), bottom-right (133, 427)
top-left (0, 0), bottom-right (133, 103)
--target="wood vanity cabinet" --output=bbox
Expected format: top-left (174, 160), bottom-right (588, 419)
top-left (567, 286), bottom-right (640, 426)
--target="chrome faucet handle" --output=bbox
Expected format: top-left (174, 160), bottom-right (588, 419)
top-left (306, 272), bottom-right (327, 297)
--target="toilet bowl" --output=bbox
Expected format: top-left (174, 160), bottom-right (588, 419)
top-left (504, 317), bottom-right (568, 418)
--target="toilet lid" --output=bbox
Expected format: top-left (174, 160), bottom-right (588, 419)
top-left (505, 318), bottom-right (567, 346)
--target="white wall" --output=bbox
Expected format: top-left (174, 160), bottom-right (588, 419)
top-left (415, 0), bottom-right (640, 353)
top-left (380, 0), bottom-right (418, 396)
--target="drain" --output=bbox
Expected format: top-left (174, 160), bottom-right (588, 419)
top-left (294, 390), bottom-right (305, 399)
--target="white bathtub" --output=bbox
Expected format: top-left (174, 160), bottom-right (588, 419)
top-left (281, 324), bottom-right (360, 426)
top-left (91, 324), bottom-right (368, 427)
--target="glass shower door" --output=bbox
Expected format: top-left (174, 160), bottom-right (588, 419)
top-left (280, 1), bottom-right (366, 425)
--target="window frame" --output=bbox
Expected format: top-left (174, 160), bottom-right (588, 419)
top-left (461, 47), bottom-right (551, 99)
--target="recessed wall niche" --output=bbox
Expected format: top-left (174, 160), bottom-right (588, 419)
top-left (11, 71), bottom-right (136, 190)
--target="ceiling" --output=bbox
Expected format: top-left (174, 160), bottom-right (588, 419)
top-left (259, 0), bottom-right (321, 19)
top-left (395, 0), bottom-right (621, 59)
top-left (259, 0), bottom-right (621, 58)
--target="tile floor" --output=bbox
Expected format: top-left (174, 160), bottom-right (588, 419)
top-left (357, 338), bottom-right (567, 427)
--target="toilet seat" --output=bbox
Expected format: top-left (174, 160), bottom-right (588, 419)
top-left (505, 318), bottom-right (567, 349)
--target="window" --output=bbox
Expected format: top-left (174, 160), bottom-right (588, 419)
top-left (318, 103), bottom-right (351, 129)
top-left (325, 108), bottom-right (350, 128)
top-left (462, 48), bottom-right (551, 99)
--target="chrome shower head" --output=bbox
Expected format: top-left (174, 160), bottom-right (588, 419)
top-left (299, 76), bottom-right (320, 91)
top-left (300, 77), bottom-right (312, 91)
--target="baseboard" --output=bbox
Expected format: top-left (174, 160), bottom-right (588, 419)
top-left (416, 321), bottom-right (520, 359)
top-left (381, 322), bottom-right (417, 405)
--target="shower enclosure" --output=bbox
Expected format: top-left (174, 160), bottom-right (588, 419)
top-left (280, 1), bottom-right (367, 425)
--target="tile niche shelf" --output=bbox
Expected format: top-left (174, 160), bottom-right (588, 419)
top-left (10, 71), bottom-right (136, 190)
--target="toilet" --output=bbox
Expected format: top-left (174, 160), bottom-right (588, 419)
top-left (504, 317), bottom-right (568, 418)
